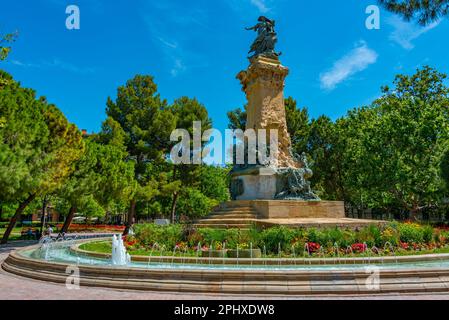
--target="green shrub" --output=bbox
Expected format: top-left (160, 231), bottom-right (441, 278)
top-left (134, 224), bottom-right (183, 249)
top-left (423, 225), bottom-right (434, 243)
top-left (260, 226), bottom-right (295, 253)
top-left (354, 225), bottom-right (382, 247)
top-left (397, 223), bottom-right (424, 244)
top-left (177, 188), bottom-right (218, 218)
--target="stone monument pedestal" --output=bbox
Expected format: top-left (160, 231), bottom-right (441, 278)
top-left (251, 200), bottom-right (345, 219)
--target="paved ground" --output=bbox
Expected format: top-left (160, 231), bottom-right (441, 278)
top-left (1, 241), bottom-right (449, 300)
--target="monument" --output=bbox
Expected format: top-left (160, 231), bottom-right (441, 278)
top-left (197, 17), bottom-right (378, 228)
top-left (231, 16), bottom-right (320, 202)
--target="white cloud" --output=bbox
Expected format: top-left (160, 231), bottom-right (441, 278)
top-left (170, 59), bottom-right (186, 77)
top-left (157, 37), bottom-right (178, 49)
top-left (227, 0), bottom-right (271, 14)
top-left (250, 0), bottom-right (269, 13)
top-left (320, 41), bottom-right (378, 90)
top-left (9, 58), bottom-right (94, 74)
top-left (387, 15), bottom-right (440, 50)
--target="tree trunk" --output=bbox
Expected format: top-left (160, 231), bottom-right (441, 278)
top-left (123, 199), bottom-right (136, 236)
top-left (171, 192), bottom-right (179, 224)
top-left (61, 206), bottom-right (77, 234)
top-left (170, 165), bottom-right (178, 224)
top-left (39, 195), bottom-right (48, 236)
top-left (409, 203), bottom-right (420, 221)
top-left (1, 194), bottom-right (36, 244)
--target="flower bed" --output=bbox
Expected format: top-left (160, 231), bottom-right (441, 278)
top-left (55, 224), bottom-right (125, 233)
top-left (93, 222), bottom-right (449, 258)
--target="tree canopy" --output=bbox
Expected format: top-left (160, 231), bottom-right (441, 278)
top-left (378, 0), bottom-right (449, 25)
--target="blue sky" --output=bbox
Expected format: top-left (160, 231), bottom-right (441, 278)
top-left (1, 0), bottom-right (449, 135)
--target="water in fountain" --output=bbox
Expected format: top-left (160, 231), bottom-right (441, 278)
top-left (333, 242), bottom-right (340, 265)
top-left (236, 244), bottom-right (239, 266)
top-left (171, 245), bottom-right (179, 266)
top-left (159, 245), bottom-right (166, 263)
top-left (222, 242), bottom-right (226, 266)
top-left (363, 242), bottom-right (369, 264)
top-left (291, 245), bottom-right (297, 265)
top-left (318, 247), bottom-right (325, 265)
top-left (250, 243), bottom-right (253, 266)
top-left (345, 245), bottom-right (354, 265)
top-left (303, 243), bottom-right (311, 265)
top-left (383, 241), bottom-right (397, 263)
top-left (209, 243), bottom-right (213, 266)
top-left (263, 246), bottom-right (267, 266)
top-left (278, 243), bottom-right (282, 266)
top-left (196, 242), bottom-right (201, 265)
top-left (111, 235), bottom-right (130, 266)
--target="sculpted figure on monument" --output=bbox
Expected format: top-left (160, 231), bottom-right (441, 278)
top-left (275, 152), bottom-right (320, 201)
top-left (246, 16), bottom-right (281, 59)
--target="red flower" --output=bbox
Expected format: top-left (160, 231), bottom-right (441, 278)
top-left (351, 243), bottom-right (367, 253)
top-left (306, 242), bottom-right (321, 253)
top-left (400, 242), bottom-right (409, 250)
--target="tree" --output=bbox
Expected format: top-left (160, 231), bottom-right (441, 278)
top-left (58, 137), bottom-right (136, 233)
top-left (307, 116), bottom-right (345, 200)
top-left (0, 31), bottom-right (18, 61)
top-left (227, 107), bottom-right (247, 130)
top-left (0, 71), bottom-right (84, 243)
top-left (169, 96), bottom-right (212, 223)
top-left (378, 0), bottom-right (449, 25)
top-left (106, 75), bottom-right (176, 235)
top-left (199, 165), bottom-right (231, 203)
top-left (284, 97), bottom-right (310, 155)
top-left (339, 66), bottom-right (449, 219)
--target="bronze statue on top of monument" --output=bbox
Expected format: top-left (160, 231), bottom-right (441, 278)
top-left (230, 16), bottom-right (319, 201)
top-left (245, 16), bottom-right (282, 60)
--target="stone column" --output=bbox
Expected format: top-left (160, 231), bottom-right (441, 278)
top-left (237, 56), bottom-right (298, 169)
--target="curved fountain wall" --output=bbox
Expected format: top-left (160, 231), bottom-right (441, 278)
top-left (3, 241), bottom-right (449, 295)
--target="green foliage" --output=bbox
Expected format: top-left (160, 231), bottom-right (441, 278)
top-left (285, 97), bottom-right (310, 154)
top-left (134, 223), bottom-right (183, 248)
top-left (378, 0), bottom-right (449, 25)
top-left (0, 31), bottom-right (18, 61)
top-left (0, 70), bottom-right (84, 201)
top-left (227, 107), bottom-right (247, 130)
top-left (106, 75), bottom-right (176, 165)
top-left (350, 67), bottom-right (449, 214)
top-left (177, 188), bottom-right (218, 218)
top-left (198, 165), bottom-right (230, 203)
top-left (259, 226), bottom-right (296, 253)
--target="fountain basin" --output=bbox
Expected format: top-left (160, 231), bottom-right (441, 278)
top-left (4, 244), bottom-right (449, 295)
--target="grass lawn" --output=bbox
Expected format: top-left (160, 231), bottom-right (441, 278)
top-left (0, 227), bottom-right (24, 241)
top-left (79, 241), bottom-right (197, 257)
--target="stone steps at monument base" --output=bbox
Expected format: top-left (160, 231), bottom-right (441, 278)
top-left (192, 223), bottom-right (252, 230)
top-left (214, 207), bottom-right (255, 213)
top-left (217, 201), bottom-right (252, 209)
top-left (197, 203), bottom-right (259, 228)
top-left (210, 209), bottom-right (257, 215)
top-left (207, 213), bottom-right (257, 219)
top-left (196, 218), bottom-right (257, 225)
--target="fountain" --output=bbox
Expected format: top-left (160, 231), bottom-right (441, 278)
top-left (111, 235), bottom-right (130, 266)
